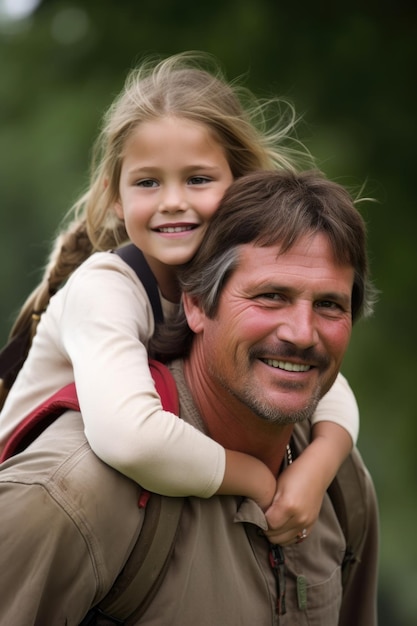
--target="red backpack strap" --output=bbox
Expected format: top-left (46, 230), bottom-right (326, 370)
top-left (148, 359), bottom-right (179, 415)
top-left (0, 360), bottom-right (178, 464)
top-left (0, 382), bottom-right (80, 462)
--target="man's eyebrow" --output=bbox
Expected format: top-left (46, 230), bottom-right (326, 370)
top-left (250, 282), bottom-right (351, 305)
top-left (247, 282), bottom-right (294, 295)
top-left (245, 280), bottom-right (289, 291)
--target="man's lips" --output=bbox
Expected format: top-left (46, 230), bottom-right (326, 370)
top-left (261, 358), bottom-right (311, 372)
top-left (252, 344), bottom-right (329, 371)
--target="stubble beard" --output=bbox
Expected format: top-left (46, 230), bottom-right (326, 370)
top-left (210, 364), bottom-right (323, 425)
top-left (236, 381), bottom-right (323, 425)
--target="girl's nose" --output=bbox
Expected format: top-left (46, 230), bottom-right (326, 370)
top-left (159, 186), bottom-right (189, 213)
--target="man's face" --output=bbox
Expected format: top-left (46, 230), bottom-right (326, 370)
top-left (186, 232), bottom-right (354, 425)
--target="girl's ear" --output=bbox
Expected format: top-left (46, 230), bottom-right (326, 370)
top-left (182, 292), bottom-right (206, 333)
top-left (114, 200), bottom-right (124, 220)
top-left (104, 177), bottom-right (124, 219)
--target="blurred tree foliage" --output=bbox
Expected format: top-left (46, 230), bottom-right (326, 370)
top-left (0, 1), bottom-right (416, 624)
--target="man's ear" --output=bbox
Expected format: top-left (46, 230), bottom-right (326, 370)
top-left (182, 292), bottom-right (206, 333)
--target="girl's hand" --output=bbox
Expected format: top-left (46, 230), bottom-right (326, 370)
top-left (263, 459), bottom-right (324, 546)
top-left (264, 422), bottom-right (353, 545)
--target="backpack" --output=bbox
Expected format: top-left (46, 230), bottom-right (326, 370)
top-left (0, 243), bottom-right (378, 625)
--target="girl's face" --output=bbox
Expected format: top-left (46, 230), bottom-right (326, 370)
top-left (115, 116), bottom-right (234, 267)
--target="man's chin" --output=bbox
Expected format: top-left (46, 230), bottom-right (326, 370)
top-left (244, 392), bottom-right (321, 425)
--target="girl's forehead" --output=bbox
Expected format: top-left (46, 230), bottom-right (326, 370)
top-left (121, 116), bottom-right (228, 160)
top-left (129, 114), bottom-right (215, 138)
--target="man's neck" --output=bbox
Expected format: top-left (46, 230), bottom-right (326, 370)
top-left (183, 354), bottom-right (294, 477)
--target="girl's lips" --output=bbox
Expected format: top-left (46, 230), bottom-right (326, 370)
top-left (153, 224), bottom-right (198, 233)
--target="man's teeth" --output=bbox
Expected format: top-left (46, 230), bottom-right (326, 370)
top-left (264, 359), bottom-right (310, 372)
top-left (158, 226), bottom-right (195, 233)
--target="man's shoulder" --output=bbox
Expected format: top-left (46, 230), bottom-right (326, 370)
top-left (0, 408), bottom-right (147, 616)
top-left (0, 409), bottom-right (142, 528)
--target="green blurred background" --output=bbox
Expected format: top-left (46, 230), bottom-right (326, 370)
top-left (0, 1), bottom-right (415, 623)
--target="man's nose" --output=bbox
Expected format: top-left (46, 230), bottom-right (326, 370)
top-left (275, 303), bottom-right (319, 349)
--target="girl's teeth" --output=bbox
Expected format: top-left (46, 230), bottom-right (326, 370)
top-left (158, 226), bottom-right (194, 233)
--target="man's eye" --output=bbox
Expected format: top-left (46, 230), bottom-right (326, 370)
top-left (318, 300), bottom-right (338, 308)
top-left (316, 300), bottom-right (345, 313)
top-left (188, 176), bottom-right (211, 185)
top-left (136, 179), bottom-right (158, 188)
top-left (259, 293), bottom-right (285, 302)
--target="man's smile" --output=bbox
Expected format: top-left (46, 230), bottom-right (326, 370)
top-left (261, 359), bottom-right (311, 372)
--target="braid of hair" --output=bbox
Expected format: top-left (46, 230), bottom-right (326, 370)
top-left (6, 200), bottom-right (128, 357)
top-left (1, 205), bottom-right (128, 409)
top-left (0, 218), bottom-right (94, 409)
top-left (30, 218), bottom-right (93, 340)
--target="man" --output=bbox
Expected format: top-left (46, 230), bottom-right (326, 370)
top-left (0, 170), bottom-right (379, 625)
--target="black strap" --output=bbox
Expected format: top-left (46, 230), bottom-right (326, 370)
top-left (114, 244), bottom-right (164, 325)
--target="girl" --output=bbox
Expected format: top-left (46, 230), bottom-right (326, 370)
top-left (0, 52), bottom-right (358, 545)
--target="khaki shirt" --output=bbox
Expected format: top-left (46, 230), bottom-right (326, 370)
top-left (0, 360), bottom-right (378, 625)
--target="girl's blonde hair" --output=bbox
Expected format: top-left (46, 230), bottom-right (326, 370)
top-left (2, 51), bottom-right (312, 401)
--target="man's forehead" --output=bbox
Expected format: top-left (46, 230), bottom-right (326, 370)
top-left (232, 235), bottom-right (354, 287)
top-left (237, 233), bottom-right (340, 265)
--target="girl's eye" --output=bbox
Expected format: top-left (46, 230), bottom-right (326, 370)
top-left (188, 176), bottom-right (211, 185)
top-left (136, 179), bottom-right (158, 188)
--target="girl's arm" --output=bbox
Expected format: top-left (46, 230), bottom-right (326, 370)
top-left (217, 450), bottom-right (276, 511)
top-left (62, 254), bottom-right (275, 503)
top-left (264, 373), bottom-right (358, 545)
top-left (61, 256), bottom-right (226, 497)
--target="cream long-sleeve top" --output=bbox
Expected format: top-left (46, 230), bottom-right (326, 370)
top-left (0, 251), bottom-right (359, 496)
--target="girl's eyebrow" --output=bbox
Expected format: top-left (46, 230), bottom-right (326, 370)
top-left (126, 163), bottom-right (224, 174)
